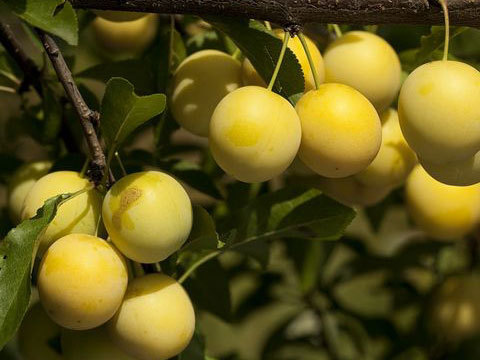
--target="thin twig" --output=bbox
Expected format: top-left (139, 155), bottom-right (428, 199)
top-left (0, 22), bottom-right (43, 95)
top-left (37, 30), bottom-right (107, 185)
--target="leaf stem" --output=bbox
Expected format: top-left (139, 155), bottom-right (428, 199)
top-left (267, 31), bottom-right (290, 91)
top-left (264, 21), bottom-right (272, 31)
top-left (298, 33), bottom-right (321, 90)
top-left (438, 0), bottom-right (450, 61)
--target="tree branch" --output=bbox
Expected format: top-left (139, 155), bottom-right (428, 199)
top-left (0, 22), bottom-right (43, 95)
top-left (37, 30), bottom-right (107, 185)
top-left (70, 0), bottom-right (480, 27)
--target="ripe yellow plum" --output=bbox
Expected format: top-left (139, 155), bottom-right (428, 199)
top-left (296, 83), bottom-right (382, 178)
top-left (18, 302), bottom-right (62, 360)
top-left (171, 50), bottom-right (242, 136)
top-left (62, 326), bottom-right (135, 360)
top-left (429, 275), bottom-right (480, 343)
top-left (109, 274), bottom-right (195, 360)
top-left (21, 171), bottom-right (102, 257)
top-left (420, 152), bottom-right (480, 186)
top-left (7, 160), bottom-right (52, 224)
top-left (209, 86), bottom-right (301, 183)
top-left (318, 176), bottom-right (391, 207)
top-left (324, 31), bottom-right (402, 112)
top-left (38, 234), bottom-right (128, 330)
top-left (102, 171), bottom-right (193, 263)
top-left (242, 31), bottom-right (325, 92)
top-left (406, 165), bottom-right (480, 240)
top-left (92, 14), bottom-right (158, 55)
top-left (355, 109), bottom-right (417, 188)
top-left (398, 61), bottom-right (480, 163)
top-left (93, 10), bottom-right (145, 22)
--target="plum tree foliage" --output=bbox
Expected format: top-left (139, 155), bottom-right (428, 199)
top-left (2, 2), bottom-right (480, 360)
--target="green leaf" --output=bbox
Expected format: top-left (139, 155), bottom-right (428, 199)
top-left (232, 187), bottom-right (356, 245)
top-left (178, 206), bottom-right (218, 265)
top-left (185, 258), bottom-right (231, 320)
top-left (159, 159), bottom-right (222, 200)
top-left (232, 238), bottom-right (270, 269)
top-left (4, 0), bottom-right (78, 45)
top-left (182, 206), bottom-right (218, 252)
top-left (415, 26), bottom-right (467, 66)
top-left (0, 194), bottom-right (70, 348)
top-left (206, 17), bottom-right (304, 98)
top-left (76, 60), bottom-right (156, 96)
top-left (401, 26), bottom-right (468, 72)
top-left (145, 26), bottom-right (186, 93)
top-left (100, 77), bottom-right (166, 163)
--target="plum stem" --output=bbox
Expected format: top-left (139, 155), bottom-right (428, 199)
top-left (438, 0), bottom-right (450, 61)
top-left (332, 24), bottom-right (343, 38)
top-left (267, 31), bottom-right (290, 91)
top-left (298, 32), bottom-right (321, 90)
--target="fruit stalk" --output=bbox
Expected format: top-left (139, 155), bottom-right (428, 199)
top-left (69, 0), bottom-right (480, 27)
top-left (298, 32), bottom-right (321, 90)
top-left (267, 31), bottom-right (290, 91)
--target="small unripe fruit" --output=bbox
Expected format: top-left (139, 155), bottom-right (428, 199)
top-left (38, 234), bottom-right (128, 330)
top-left (102, 171), bottom-right (193, 263)
top-left (420, 152), bottom-right (480, 186)
top-left (21, 171), bottom-right (103, 257)
top-left (92, 14), bottom-right (158, 55)
top-left (93, 10), bottom-right (145, 22)
top-left (242, 31), bottom-right (325, 92)
top-left (209, 86), bottom-right (301, 183)
top-left (406, 165), bottom-right (480, 240)
top-left (355, 109), bottom-right (417, 188)
top-left (399, 61), bottom-right (480, 163)
top-left (429, 275), bottom-right (480, 343)
top-left (109, 274), bottom-right (195, 360)
top-left (317, 176), bottom-right (391, 207)
top-left (62, 326), bottom-right (135, 360)
top-left (18, 302), bottom-right (62, 360)
top-left (7, 161), bottom-right (52, 224)
top-left (324, 31), bottom-right (402, 112)
top-left (296, 83), bottom-right (382, 178)
top-left (171, 50), bottom-right (242, 136)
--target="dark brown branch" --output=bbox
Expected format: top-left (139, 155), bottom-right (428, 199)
top-left (0, 22), bottom-right (43, 95)
top-left (37, 30), bottom-right (106, 185)
top-left (70, 0), bottom-right (480, 27)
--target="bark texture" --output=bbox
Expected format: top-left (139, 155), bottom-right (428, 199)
top-left (70, 0), bottom-right (480, 27)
